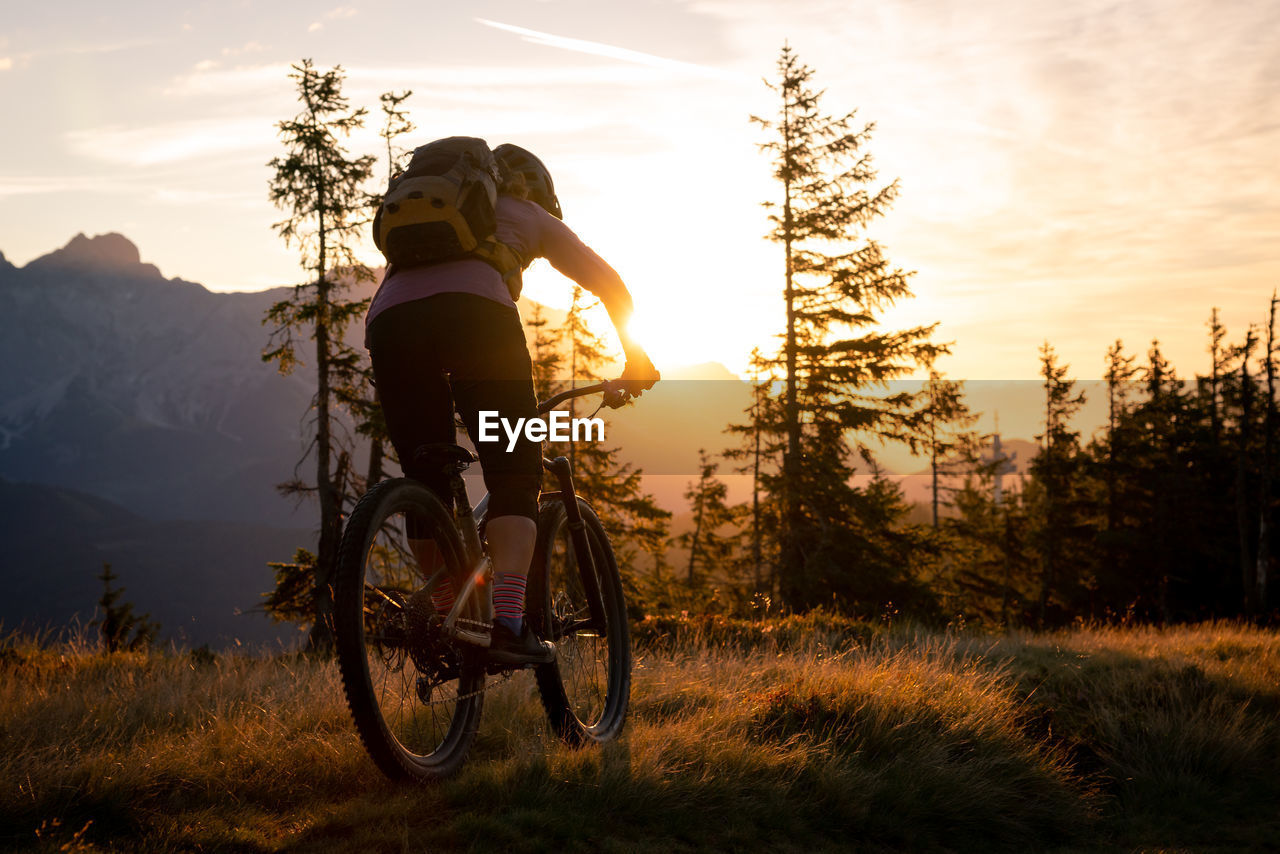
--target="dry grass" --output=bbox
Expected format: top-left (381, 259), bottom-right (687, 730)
top-left (3, 622), bottom-right (1278, 852)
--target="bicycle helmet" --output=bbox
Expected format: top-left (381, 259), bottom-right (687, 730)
top-left (493, 143), bottom-right (563, 220)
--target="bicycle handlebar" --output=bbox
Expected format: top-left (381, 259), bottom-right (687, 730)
top-left (536, 381), bottom-right (632, 415)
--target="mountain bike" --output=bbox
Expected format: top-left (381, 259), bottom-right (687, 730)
top-left (334, 382), bottom-right (633, 783)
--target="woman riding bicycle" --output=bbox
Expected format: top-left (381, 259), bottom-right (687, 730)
top-left (364, 140), bottom-right (659, 666)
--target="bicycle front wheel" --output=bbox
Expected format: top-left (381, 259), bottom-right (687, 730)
top-left (528, 498), bottom-right (631, 745)
top-left (334, 478), bottom-right (486, 782)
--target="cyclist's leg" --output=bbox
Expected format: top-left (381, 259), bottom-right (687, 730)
top-left (366, 300), bottom-right (457, 598)
top-left (436, 296), bottom-right (543, 635)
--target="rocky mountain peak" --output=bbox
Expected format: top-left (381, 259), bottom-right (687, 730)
top-left (28, 232), bottom-right (159, 277)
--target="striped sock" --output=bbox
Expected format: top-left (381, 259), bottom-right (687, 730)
top-left (492, 572), bottom-right (528, 632)
top-left (430, 575), bottom-right (456, 616)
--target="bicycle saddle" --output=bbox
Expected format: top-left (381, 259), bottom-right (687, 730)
top-left (411, 443), bottom-right (478, 473)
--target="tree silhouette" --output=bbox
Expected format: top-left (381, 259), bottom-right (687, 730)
top-left (263, 59), bottom-right (377, 652)
top-left (353, 89), bottom-right (417, 492)
top-left (749, 44), bottom-right (944, 610)
top-left (93, 564), bottom-right (158, 653)
top-left (723, 349), bottom-right (781, 603)
top-left (261, 548), bottom-right (317, 626)
top-left (1031, 342), bottom-right (1086, 626)
top-left (916, 365), bottom-right (980, 528)
top-left (673, 450), bottom-right (744, 604)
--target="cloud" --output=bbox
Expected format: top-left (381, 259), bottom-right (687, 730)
top-left (0, 57), bottom-right (11, 71)
top-left (0, 175), bottom-right (263, 213)
top-left (164, 63), bottom-right (293, 97)
top-left (221, 42), bottom-right (265, 57)
top-left (342, 63), bottom-right (702, 92)
top-left (474, 18), bottom-right (743, 81)
top-left (65, 118), bottom-right (278, 166)
top-left (309, 6), bottom-right (359, 32)
top-left (0, 175), bottom-right (155, 198)
top-left (149, 188), bottom-right (261, 207)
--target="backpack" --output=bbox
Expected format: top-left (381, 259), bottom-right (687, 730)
top-left (373, 136), bottom-right (525, 297)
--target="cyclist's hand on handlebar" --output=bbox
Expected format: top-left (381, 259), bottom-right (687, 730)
top-left (620, 351), bottom-right (660, 393)
top-left (602, 354), bottom-right (659, 409)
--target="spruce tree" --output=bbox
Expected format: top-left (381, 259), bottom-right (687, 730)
top-left (355, 88), bottom-right (417, 490)
top-left (1207, 308), bottom-right (1228, 445)
top-left (916, 366), bottom-right (979, 528)
top-left (1031, 343), bottom-right (1086, 625)
top-left (673, 450), bottom-right (744, 607)
top-left (724, 349), bottom-right (785, 604)
top-left (93, 564), bottom-right (159, 653)
top-left (1257, 294), bottom-right (1277, 612)
top-left (263, 59), bottom-right (376, 651)
top-left (378, 90), bottom-right (414, 177)
top-left (527, 303), bottom-right (565, 403)
top-left (1094, 339), bottom-right (1140, 610)
top-left (748, 44), bottom-right (943, 610)
top-left (1235, 328), bottom-right (1259, 614)
top-left (261, 548), bottom-right (317, 626)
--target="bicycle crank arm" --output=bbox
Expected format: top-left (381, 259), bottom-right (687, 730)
top-left (448, 623), bottom-right (492, 648)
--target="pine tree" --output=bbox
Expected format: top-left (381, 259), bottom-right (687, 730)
top-left (356, 89), bottom-right (417, 491)
top-left (1032, 342), bottom-right (1087, 625)
top-left (263, 59), bottom-right (376, 652)
top-left (748, 44), bottom-right (943, 610)
top-left (947, 461), bottom-right (1035, 626)
top-left (1093, 339), bottom-right (1140, 611)
top-left (378, 90), bottom-right (415, 177)
top-left (527, 302), bottom-right (566, 403)
top-left (1207, 308), bottom-right (1229, 445)
top-left (673, 450), bottom-right (744, 608)
top-left (1235, 328), bottom-right (1259, 614)
top-left (916, 366), bottom-right (979, 528)
top-left (1144, 340), bottom-right (1187, 622)
top-left (1257, 294), bottom-right (1277, 613)
top-left (261, 548), bottom-right (317, 626)
top-left (93, 564), bottom-right (159, 653)
top-left (723, 349), bottom-right (783, 604)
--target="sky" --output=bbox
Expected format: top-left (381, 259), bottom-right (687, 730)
top-left (2, 0), bottom-right (1278, 388)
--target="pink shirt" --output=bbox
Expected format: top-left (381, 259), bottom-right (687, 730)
top-left (365, 196), bottom-right (620, 330)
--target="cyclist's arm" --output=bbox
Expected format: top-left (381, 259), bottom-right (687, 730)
top-left (534, 213), bottom-right (658, 386)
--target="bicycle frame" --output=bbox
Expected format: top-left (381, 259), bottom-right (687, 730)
top-left (439, 382), bottom-right (618, 646)
top-left (440, 460), bottom-right (493, 648)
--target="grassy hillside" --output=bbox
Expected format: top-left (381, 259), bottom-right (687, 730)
top-left (3, 620), bottom-right (1278, 852)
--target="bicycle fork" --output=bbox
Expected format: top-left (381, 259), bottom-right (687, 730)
top-left (542, 456), bottom-right (609, 636)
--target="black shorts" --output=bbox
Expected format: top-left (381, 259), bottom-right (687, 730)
top-left (366, 293), bottom-right (541, 521)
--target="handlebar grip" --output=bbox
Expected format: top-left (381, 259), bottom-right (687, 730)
top-left (601, 381), bottom-right (632, 409)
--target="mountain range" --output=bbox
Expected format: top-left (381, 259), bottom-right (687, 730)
top-left (0, 233), bottom-right (1035, 645)
top-left (0, 233), bottom-right (366, 643)
top-left (0, 233), bottom-right (753, 644)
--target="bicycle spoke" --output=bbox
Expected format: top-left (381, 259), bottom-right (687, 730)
top-left (336, 480), bottom-right (485, 781)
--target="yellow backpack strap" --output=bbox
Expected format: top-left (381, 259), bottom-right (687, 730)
top-left (473, 239), bottom-right (527, 300)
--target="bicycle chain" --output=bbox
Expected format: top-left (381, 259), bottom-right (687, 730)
top-left (421, 668), bottom-right (513, 706)
top-left (418, 618), bottom-right (510, 707)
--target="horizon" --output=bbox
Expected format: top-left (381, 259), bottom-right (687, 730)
top-left (3, 226), bottom-right (1178, 482)
top-left (2, 1), bottom-right (1277, 382)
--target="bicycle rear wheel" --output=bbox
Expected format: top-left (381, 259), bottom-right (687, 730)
top-left (335, 478), bottom-right (486, 782)
top-left (528, 498), bottom-right (631, 744)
